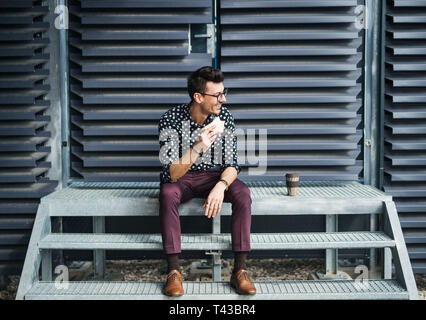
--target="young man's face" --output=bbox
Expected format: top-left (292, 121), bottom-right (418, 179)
top-left (199, 81), bottom-right (227, 115)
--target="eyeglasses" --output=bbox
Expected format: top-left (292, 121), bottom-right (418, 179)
top-left (198, 88), bottom-right (228, 101)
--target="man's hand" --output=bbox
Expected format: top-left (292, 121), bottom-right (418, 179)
top-left (194, 125), bottom-right (218, 153)
top-left (202, 182), bottom-right (226, 218)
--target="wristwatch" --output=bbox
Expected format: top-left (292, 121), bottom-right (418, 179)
top-left (219, 179), bottom-right (229, 191)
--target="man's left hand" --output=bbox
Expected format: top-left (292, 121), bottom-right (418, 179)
top-left (202, 183), bottom-right (226, 218)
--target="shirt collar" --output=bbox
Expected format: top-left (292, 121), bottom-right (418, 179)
top-left (184, 103), bottom-right (214, 128)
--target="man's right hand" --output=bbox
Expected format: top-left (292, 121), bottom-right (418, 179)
top-left (194, 124), bottom-right (218, 153)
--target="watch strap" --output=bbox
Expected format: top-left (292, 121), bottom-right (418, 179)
top-left (219, 179), bottom-right (229, 191)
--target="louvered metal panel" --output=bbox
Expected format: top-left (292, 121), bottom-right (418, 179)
top-left (219, 0), bottom-right (364, 181)
top-left (0, 1), bottom-right (57, 276)
top-left (384, 0), bottom-right (426, 273)
top-left (69, 0), bottom-right (213, 182)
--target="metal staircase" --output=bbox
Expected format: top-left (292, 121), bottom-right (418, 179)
top-left (16, 181), bottom-right (419, 300)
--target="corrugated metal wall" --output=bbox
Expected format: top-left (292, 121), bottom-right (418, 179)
top-left (219, 0), bottom-right (365, 181)
top-left (1, 0), bottom-right (426, 277)
top-left (0, 0), bottom-right (57, 276)
top-left (63, 0), bottom-right (369, 262)
top-left (68, 0), bottom-right (213, 182)
top-left (384, 0), bottom-right (426, 273)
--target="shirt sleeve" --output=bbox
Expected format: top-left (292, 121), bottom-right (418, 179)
top-left (221, 110), bottom-right (241, 175)
top-left (158, 114), bottom-right (179, 184)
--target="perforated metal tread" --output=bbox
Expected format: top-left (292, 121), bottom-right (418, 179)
top-left (40, 181), bottom-right (390, 217)
top-left (24, 280), bottom-right (408, 300)
top-left (38, 232), bottom-right (395, 250)
top-left (62, 180), bottom-right (391, 200)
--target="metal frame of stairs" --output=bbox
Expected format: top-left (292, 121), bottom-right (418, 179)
top-left (16, 181), bottom-right (419, 300)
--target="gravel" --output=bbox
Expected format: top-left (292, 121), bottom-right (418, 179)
top-left (1, 258), bottom-right (425, 300)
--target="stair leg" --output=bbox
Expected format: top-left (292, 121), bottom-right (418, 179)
top-left (41, 250), bottom-right (52, 281)
top-left (369, 214), bottom-right (378, 276)
top-left (212, 215), bottom-right (221, 281)
top-left (93, 217), bottom-right (106, 279)
top-left (325, 215), bottom-right (338, 275)
top-left (383, 201), bottom-right (419, 300)
top-left (383, 247), bottom-right (392, 279)
top-left (317, 215), bottom-right (352, 280)
top-left (16, 203), bottom-right (51, 300)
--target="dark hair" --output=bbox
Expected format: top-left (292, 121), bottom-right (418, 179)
top-left (187, 66), bottom-right (224, 102)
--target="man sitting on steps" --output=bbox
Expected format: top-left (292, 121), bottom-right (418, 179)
top-left (157, 66), bottom-right (256, 297)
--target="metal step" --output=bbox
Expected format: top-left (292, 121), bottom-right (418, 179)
top-left (38, 232), bottom-right (395, 250)
top-left (41, 180), bottom-right (392, 217)
top-left (24, 280), bottom-right (409, 300)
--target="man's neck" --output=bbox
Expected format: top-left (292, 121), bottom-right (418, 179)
top-left (189, 101), bottom-right (209, 126)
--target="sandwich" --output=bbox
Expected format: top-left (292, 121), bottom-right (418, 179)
top-left (204, 116), bottom-right (225, 134)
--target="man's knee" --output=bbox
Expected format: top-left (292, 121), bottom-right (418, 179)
top-left (159, 184), bottom-right (182, 203)
top-left (228, 180), bottom-right (252, 204)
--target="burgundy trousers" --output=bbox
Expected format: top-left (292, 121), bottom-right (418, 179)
top-left (159, 170), bottom-right (252, 255)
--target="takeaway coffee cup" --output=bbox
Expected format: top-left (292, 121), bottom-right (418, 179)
top-left (286, 173), bottom-right (299, 196)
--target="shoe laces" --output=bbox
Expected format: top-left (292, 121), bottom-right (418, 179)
top-left (167, 271), bottom-right (181, 282)
top-left (237, 270), bottom-right (250, 281)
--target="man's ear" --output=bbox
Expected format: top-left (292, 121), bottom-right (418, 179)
top-left (193, 92), bottom-right (203, 104)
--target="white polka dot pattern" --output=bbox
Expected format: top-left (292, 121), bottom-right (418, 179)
top-left (158, 103), bottom-right (241, 184)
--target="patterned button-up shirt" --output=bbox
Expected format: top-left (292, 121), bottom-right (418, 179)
top-left (158, 103), bottom-right (240, 184)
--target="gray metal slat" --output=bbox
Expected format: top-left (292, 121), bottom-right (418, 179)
top-left (37, 282), bottom-right (51, 296)
top-left (287, 282), bottom-right (296, 295)
top-left (89, 282), bottom-right (100, 296)
top-left (98, 282), bottom-right (108, 296)
top-left (274, 282), bottom-right (284, 294)
top-left (141, 282), bottom-right (150, 295)
top-left (381, 280), bottom-right (400, 293)
top-left (187, 282), bottom-right (194, 295)
top-left (279, 281), bottom-right (289, 294)
top-left (77, 282), bottom-right (87, 296)
top-left (38, 231), bottom-right (396, 250)
top-left (313, 281), bottom-right (324, 294)
top-left (296, 282), bottom-right (305, 295)
top-left (366, 280), bottom-right (382, 293)
top-left (267, 282), bottom-right (276, 295)
top-left (318, 281), bottom-right (329, 294)
top-left (344, 282), bottom-right (359, 294)
top-left (330, 281), bottom-right (341, 294)
top-left (350, 232), bottom-right (362, 242)
top-left (221, 1), bottom-right (357, 9)
top-left (80, 0), bottom-right (211, 8)
top-left (328, 281), bottom-right (339, 294)
top-left (104, 282), bottom-right (113, 295)
top-left (128, 282), bottom-right (138, 296)
top-left (340, 281), bottom-right (352, 294)
top-left (260, 282), bottom-right (269, 293)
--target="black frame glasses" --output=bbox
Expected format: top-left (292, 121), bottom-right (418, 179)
top-left (198, 88), bottom-right (228, 101)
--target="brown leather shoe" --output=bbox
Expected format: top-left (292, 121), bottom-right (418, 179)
top-left (164, 269), bottom-right (184, 297)
top-left (230, 269), bottom-right (256, 295)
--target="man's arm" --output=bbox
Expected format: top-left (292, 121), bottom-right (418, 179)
top-left (215, 166), bottom-right (237, 191)
top-left (202, 109), bottom-right (240, 218)
top-left (220, 110), bottom-right (241, 184)
top-left (169, 124), bottom-right (218, 182)
top-left (169, 145), bottom-right (202, 182)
